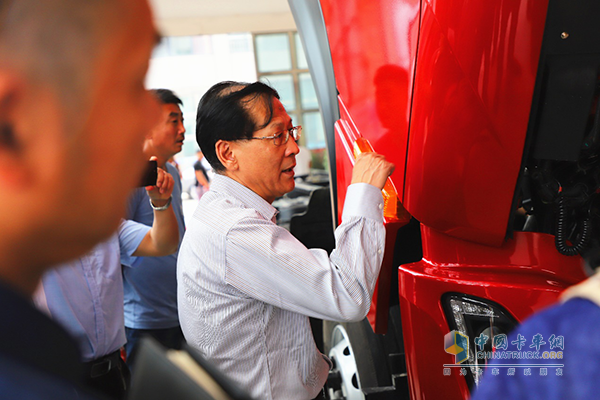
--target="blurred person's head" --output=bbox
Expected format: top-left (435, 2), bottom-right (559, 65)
top-left (0, 0), bottom-right (160, 293)
top-left (196, 81), bottom-right (300, 203)
top-left (144, 88), bottom-right (185, 167)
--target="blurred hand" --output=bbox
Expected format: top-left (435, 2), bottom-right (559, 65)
top-left (351, 152), bottom-right (395, 190)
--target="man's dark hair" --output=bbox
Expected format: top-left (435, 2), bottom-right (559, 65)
top-left (195, 81), bottom-right (280, 172)
top-left (151, 88), bottom-right (183, 106)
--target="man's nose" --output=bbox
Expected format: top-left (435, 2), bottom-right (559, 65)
top-left (286, 136), bottom-right (300, 156)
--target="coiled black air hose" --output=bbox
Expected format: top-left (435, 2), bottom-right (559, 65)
top-left (555, 193), bottom-right (591, 256)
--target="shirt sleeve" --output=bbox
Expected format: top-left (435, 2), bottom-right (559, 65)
top-left (119, 219), bottom-right (151, 266)
top-left (225, 183), bottom-right (385, 322)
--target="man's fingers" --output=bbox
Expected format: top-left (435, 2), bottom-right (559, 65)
top-left (351, 152), bottom-right (395, 189)
top-left (147, 167), bottom-right (172, 195)
top-left (155, 168), bottom-right (165, 193)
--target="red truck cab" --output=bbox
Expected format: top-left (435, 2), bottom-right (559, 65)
top-left (289, 0), bottom-right (600, 399)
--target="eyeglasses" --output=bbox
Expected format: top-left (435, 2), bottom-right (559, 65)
top-left (248, 126), bottom-right (302, 146)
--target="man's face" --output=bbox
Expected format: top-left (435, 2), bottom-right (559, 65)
top-left (0, 0), bottom-right (160, 288)
top-left (147, 102), bottom-right (185, 162)
top-left (58, 0), bottom-right (160, 249)
top-left (231, 97), bottom-right (299, 203)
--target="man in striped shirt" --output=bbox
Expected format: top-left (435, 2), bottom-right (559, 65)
top-left (177, 81), bottom-right (394, 400)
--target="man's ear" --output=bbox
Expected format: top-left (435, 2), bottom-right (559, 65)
top-left (215, 140), bottom-right (238, 171)
top-left (0, 75), bottom-right (19, 150)
top-left (0, 120), bottom-right (17, 149)
top-left (0, 72), bottom-right (30, 187)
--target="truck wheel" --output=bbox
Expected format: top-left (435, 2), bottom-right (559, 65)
top-left (323, 318), bottom-right (392, 399)
top-left (326, 324), bottom-right (364, 400)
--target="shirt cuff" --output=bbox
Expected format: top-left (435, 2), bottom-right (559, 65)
top-left (341, 183), bottom-right (384, 222)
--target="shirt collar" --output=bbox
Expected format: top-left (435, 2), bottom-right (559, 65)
top-left (211, 174), bottom-right (279, 222)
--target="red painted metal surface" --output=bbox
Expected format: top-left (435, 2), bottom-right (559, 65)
top-left (321, 0), bottom-right (421, 218)
top-left (398, 226), bottom-right (587, 400)
top-left (405, 0), bottom-right (550, 247)
top-left (367, 221), bottom-right (406, 334)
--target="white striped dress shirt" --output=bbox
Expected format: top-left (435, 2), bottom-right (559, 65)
top-left (177, 174), bottom-right (385, 399)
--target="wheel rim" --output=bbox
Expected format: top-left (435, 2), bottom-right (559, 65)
top-left (327, 325), bottom-right (364, 400)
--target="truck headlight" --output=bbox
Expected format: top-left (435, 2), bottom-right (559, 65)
top-left (442, 293), bottom-right (518, 389)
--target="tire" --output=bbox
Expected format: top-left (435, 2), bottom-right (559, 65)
top-left (323, 319), bottom-right (391, 399)
top-left (321, 219), bottom-right (419, 399)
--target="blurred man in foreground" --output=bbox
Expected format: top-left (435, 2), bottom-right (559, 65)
top-left (0, 0), bottom-right (159, 398)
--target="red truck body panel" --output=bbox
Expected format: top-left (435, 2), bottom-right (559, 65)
top-left (323, 0), bottom-right (549, 244)
top-left (399, 226), bottom-right (586, 399)
top-left (406, 0), bottom-right (549, 246)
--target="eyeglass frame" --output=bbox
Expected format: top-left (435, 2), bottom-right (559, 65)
top-left (239, 125), bottom-right (302, 146)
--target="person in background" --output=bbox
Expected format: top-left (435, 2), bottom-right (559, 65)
top-left (294, 145), bottom-right (312, 181)
top-left (34, 166), bottom-right (179, 400)
top-left (167, 156), bottom-right (182, 178)
top-left (194, 149), bottom-right (211, 199)
top-left (0, 0), bottom-right (159, 398)
top-left (123, 88), bottom-right (187, 366)
top-left (177, 81), bottom-right (394, 399)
